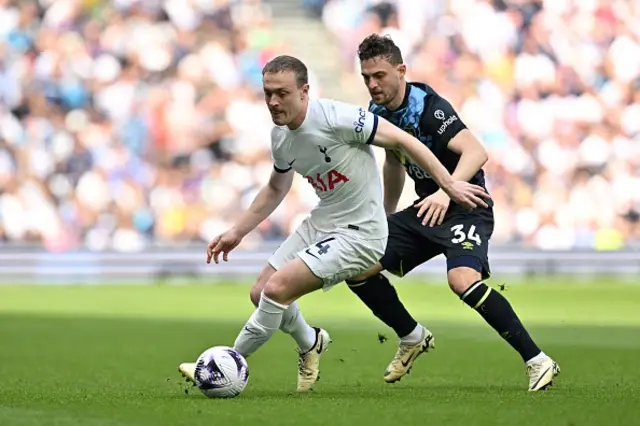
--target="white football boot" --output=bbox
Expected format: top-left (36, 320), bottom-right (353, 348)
top-left (297, 328), bottom-right (332, 392)
top-left (384, 327), bottom-right (435, 383)
top-left (527, 357), bottom-right (560, 391)
top-left (178, 362), bottom-right (197, 385)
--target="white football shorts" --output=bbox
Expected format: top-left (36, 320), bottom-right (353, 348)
top-left (268, 218), bottom-right (386, 289)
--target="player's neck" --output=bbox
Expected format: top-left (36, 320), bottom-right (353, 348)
top-left (287, 98), bottom-right (309, 130)
top-left (386, 81), bottom-right (407, 111)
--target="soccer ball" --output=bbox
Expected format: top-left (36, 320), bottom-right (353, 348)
top-left (193, 346), bottom-right (249, 398)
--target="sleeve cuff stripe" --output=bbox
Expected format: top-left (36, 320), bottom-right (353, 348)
top-left (365, 114), bottom-right (378, 145)
top-left (274, 165), bottom-right (292, 173)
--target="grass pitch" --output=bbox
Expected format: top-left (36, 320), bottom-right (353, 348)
top-left (1, 279), bottom-right (639, 426)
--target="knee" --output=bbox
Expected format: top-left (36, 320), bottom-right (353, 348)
top-left (262, 275), bottom-right (290, 305)
top-left (447, 266), bottom-right (482, 296)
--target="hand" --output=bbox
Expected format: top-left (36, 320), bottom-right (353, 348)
top-left (206, 228), bottom-right (243, 264)
top-left (443, 181), bottom-right (491, 210)
top-left (415, 190), bottom-right (450, 227)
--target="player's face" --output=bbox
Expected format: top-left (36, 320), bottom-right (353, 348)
top-left (263, 71), bottom-right (309, 126)
top-left (360, 57), bottom-right (406, 106)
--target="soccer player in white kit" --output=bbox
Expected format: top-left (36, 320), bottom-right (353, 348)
top-left (179, 55), bottom-right (490, 392)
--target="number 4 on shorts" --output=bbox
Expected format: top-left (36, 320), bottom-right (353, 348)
top-left (305, 237), bottom-right (335, 259)
top-left (450, 224), bottom-right (482, 246)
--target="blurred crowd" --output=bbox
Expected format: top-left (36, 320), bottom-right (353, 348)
top-left (0, 0), bottom-right (638, 252)
top-left (322, 0), bottom-right (640, 250)
top-left (0, 0), bottom-right (302, 252)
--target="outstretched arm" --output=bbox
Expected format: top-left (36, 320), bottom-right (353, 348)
top-left (371, 117), bottom-right (455, 194)
top-left (371, 117), bottom-right (489, 209)
top-left (232, 168), bottom-right (294, 237)
top-left (206, 169), bottom-right (293, 264)
top-left (321, 99), bottom-right (488, 209)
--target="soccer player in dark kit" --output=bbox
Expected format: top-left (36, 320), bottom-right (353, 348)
top-left (347, 35), bottom-right (560, 391)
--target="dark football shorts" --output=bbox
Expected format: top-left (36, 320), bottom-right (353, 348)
top-left (380, 204), bottom-right (494, 279)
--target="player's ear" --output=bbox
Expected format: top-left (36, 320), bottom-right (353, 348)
top-left (397, 64), bottom-right (406, 79)
top-left (300, 83), bottom-right (309, 98)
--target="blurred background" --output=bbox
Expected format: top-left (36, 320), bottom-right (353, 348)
top-left (0, 0), bottom-right (639, 282)
top-left (2, 3), bottom-right (639, 419)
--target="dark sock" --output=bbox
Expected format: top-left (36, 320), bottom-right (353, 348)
top-left (347, 273), bottom-right (417, 338)
top-left (460, 281), bottom-right (541, 362)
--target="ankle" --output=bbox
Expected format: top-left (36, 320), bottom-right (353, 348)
top-left (400, 324), bottom-right (426, 345)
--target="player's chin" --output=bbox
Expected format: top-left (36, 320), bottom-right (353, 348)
top-left (270, 113), bottom-right (287, 125)
top-left (370, 93), bottom-right (389, 105)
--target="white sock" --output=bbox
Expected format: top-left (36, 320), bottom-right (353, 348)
top-left (279, 301), bottom-right (317, 353)
top-left (400, 323), bottom-right (426, 345)
top-left (233, 292), bottom-right (288, 357)
top-left (526, 351), bottom-right (548, 365)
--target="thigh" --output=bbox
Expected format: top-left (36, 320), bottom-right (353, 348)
top-left (438, 208), bottom-right (494, 280)
top-left (297, 232), bottom-right (387, 290)
top-left (268, 219), bottom-right (317, 272)
top-left (380, 207), bottom-right (445, 277)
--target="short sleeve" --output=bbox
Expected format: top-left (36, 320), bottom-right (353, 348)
top-left (421, 93), bottom-right (467, 148)
top-left (271, 128), bottom-right (292, 173)
top-left (272, 153), bottom-right (291, 173)
top-left (324, 100), bottom-right (379, 145)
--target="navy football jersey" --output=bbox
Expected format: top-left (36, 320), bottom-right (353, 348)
top-left (369, 83), bottom-right (487, 200)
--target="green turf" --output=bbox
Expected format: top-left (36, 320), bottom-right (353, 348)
top-left (1, 280), bottom-right (639, 426)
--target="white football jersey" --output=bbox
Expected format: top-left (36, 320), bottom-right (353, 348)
top-left (271, 98), bottom-right (387, 239)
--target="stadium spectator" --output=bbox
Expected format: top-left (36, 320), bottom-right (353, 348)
top-left (321, 0), bottom-right (640, 249)
top-left (0, 0), bottom-right (638, 252)
top-left (0, 0), bottom-right (308, 252)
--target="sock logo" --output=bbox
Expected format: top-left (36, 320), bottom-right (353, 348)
top-left (243, 325), bottom-right (260, 336)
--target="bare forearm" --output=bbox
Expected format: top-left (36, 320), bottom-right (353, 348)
top-left (450, 146), bottom-right (488, 182)
top-left (401, 141), bottom-right (453, 192)
top-left (232, 185), bottom-right (286, 236)
top-left (372, 117), bottom-right (454, 191)
top-left (451, 151), bottom-right (486, 182)
top-left (383, 161), bottom-right (405, 214)
top-left (446, 130), bottom-right (489, 183)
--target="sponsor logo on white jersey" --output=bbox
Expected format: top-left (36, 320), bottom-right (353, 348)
top-left (353, 108), bottom-right (367, 133)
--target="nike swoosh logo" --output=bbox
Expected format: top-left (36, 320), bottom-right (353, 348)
top-left (401, 336), bottom-right (431, 367)
top-left (315, 332), bottom-right (324, 354)
top-left (530, 366), bottom-right (553, 390)
top-left (288, 159), bottom-right (296, 166)
top-left (243, 326), bottom-right (260, 336)
top-left (305, 248), bottom-right (319, 259)
top-left (401, 356), bottom-right (415, 368)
